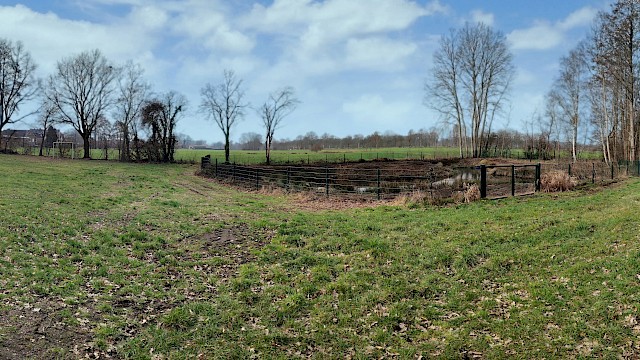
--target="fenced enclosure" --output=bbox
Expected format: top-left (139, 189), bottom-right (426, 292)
top-left (200, 156), bottom-right (640, 201)
top-left (200, 158), bottom-right (545, 201)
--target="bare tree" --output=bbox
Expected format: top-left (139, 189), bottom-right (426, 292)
top-left (258, 86), bottom-right (299, 164)
top-left (0, 39), bottom-right (38, 149)
top-left (114, 61), bottom-right (149, 162)
top-left (426, 29), bottom-right (466, 157)
top-left (544, 90), bottom-right (563, 159)
top-left (35, 98), bottom-right (59, 156)
top-left (200, 69), bottom-right (248, 163)
top-left (426, 23), bottom-right (514, 158)
top-left (46, 49), bottom-right (117, 159)
top-left (141, 91), bottom-right (186, 163)
top-left (581, 0), bottom-right (640, 162)
top-left (551, 45), bottom-right (588, 162)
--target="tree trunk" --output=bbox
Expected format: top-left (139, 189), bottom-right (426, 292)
top-left (38, 132), bottom-right (45, 157)
top-left (265, 138), bottom-right (271, 165)
top-left (572, 124), bottom-right (578, 163)
top-left (120, 129), bottom-right (130, 162)
top-left (456, 122), bottom-right (464, 158)
top-left (83, 134), bottom-right (91, 159)
top-left (224, 133), bottom-right (230, 163)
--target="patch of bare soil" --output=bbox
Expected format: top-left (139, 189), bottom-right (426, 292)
top-left (283, 192), bottom-right (393, 211)
top-left (174, 225), bottom-right (269, 279)
top-left (0, 225), bottom-right (269, 359)
top-left (0, 300), bottom-right (96, 360)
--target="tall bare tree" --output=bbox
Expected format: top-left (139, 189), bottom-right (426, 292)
top-left (258, 86), bottom-right (299, 164)
top-left (550, 45), bottom-right (588, 162)
top-left (200, 69), bottom-right (248, 163)
top-left (426, 23), bottom-right (513, 158)
top-left (460, 23), bottom-right (514, 157)
top-left (114, 61), bottom-right (149, 162)
top-left (426, 29), bottom-right (467, 157)
top-left (0, 39), bottom-right (38, 149)
top-left (582, 0), bottom-right (640, 162)
top-left (141, 91), bottom-right (186, 163)
top-left (35, 98), bottom-right (59, 156)
top-left (46, 49), bottom-right (117, 159)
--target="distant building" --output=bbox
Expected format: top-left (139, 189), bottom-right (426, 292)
top-left (1, 129), bottom-right (41, 147)
top-left (1, 128), bottom-right (62, 149)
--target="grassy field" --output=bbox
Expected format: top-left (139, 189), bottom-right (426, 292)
top-left (1, 154), bottom-right (639, 358)
top-left (174, 147), bottom-right (605, 164)
top-left (16, 145), bottom-right (603, 164)
top-left (174, 147), bottom-right (466, 164)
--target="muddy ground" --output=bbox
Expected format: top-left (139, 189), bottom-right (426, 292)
top-left (0, 226), bottom-right (266, 360)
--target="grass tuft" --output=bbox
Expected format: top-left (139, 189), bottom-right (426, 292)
top-left (541, 170), bottom-right (575, 192)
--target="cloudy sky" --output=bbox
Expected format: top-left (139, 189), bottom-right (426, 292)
top-left (0, 0), bottom-right (612, 143)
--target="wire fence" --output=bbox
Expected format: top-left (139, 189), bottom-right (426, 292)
top-left (200, 157), bottom-right (636, 201)
top-left (200, 159), bottom-right (539, 200)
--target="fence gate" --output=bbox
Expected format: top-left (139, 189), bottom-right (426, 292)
top-left (479, 164), bottom-right (541, 199)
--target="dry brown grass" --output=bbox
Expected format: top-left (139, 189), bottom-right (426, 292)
top-left (390, 190), bottom-right (429, 206)
top-left (541, 170), bottom-right (575, 192)
top-left (463, 184), bottom-right (481, 203)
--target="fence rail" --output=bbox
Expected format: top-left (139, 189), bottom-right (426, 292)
top-left (201, 158), bottom-right (558, 201)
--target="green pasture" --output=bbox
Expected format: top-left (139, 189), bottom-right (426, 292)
top-left (11, 144), bottom-right (603, 164)
top-left (174, 147), bottom-right (464, 164)
top-left (0, 154), bottom-right (637, 358)
top-left (174, 147), bottom-right (601, 164)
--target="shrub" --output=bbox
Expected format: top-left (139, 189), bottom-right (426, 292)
top-left (391, 190), bottom-right (428, 206)
top-left (463, 184), bottom-right (481, 203)
top-left (541, 170), bottom-right (575, 192)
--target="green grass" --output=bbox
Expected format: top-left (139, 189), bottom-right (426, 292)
top-left (1, 154), bottom-right (639, 358)
top-left (174, 147), bottom-right (462, 164)
top-left (13, 144), bottom-right (603, 164)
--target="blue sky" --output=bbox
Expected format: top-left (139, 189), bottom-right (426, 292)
top-left (0, 0), bottom-right (613, 143)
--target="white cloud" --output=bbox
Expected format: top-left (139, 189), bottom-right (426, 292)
top-left (508, 6), bottom-right (598, 51)
top-left (126, 5), bottom-right (168, 30)
top-left (508, 22), bottom-right (563, 50)
top-left (470, 10), bottom-right (494, 26)
top-left (342, 94), bottom-right (414, 128)
top-left (239, 0), bottom-right (440, 80)
top-left (171, 5), bottom-right (255, 54)
top-left (243, 0), bottom-right (440, 53)
top-left (344, 37), bottom-right (417, 71)
top-left (559, 6), bottom-right (598, 30)
top-left (0, 4), bottom-right (161, 75)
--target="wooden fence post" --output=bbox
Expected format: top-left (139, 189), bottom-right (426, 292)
top-left (325, 167), bottom-right (329, 197)
top-left (377, 168), bottom-right (381, 201)
top-left (511, 165), bottom-right (515, 197)
top-left (480, 165), bottom-right (487, 199)
top-left (611, 164), bottom-right (614, 180)
top-left (535, 163), bottom-right (541, 192)
top-left (255, 168), bottom-right (260, 190)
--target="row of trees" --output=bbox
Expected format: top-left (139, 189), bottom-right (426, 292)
top-left (544, 0), bottom-right (640, 164)
top-left (6, 11), bottom-right (626, 165)
top-left (425, 9), bottom-right (640, 163)
top-left (0, 40), bottom-right (299, 163)
top-left (230, 127), bottom-right (584, 160)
